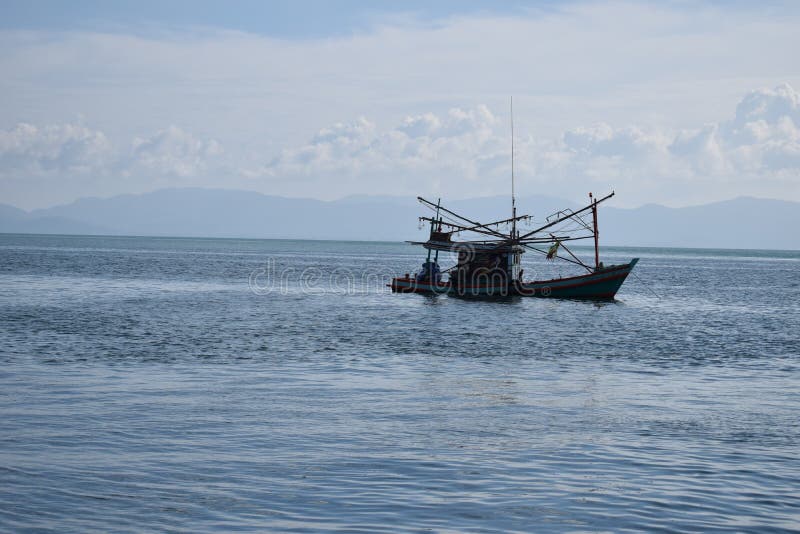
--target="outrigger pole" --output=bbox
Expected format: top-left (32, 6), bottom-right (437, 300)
top-left (418, 213), bottom-right (530, 237)
top-left (518, 191), bottom-right (615, 241)
top-left (417, 196), bottom-right (509, 239)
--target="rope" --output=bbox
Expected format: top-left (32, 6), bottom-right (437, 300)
top-left (631, 270), bottom-right (661, 299)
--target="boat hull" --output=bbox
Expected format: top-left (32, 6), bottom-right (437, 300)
top-left (390, 258), bottom-right (638, 300)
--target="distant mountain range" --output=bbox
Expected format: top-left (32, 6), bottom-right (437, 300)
top-left (1, 188), bottom-right (798, 250)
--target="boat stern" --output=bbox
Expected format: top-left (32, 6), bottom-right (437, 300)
top-left (389, 276), bottom-right (449, 294)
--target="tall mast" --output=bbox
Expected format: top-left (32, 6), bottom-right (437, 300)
top-left (510, 96), bottom-right (516, 241)
top-left (590, 192), bottom-right (600, 270)
top-left (434, 197), bottom-right (441, 263)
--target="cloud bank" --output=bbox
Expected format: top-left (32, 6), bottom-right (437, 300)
top-left (250, 84), bottom-right (800, 205)
top-left (0, 84), bottom-right (798, 208)
top-left (0, 122), bottom-right (111, 175)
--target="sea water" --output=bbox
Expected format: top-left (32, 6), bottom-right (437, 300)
top-left (1, 234), bottom-right (799, 532)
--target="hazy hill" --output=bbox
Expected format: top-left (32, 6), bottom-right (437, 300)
top-left (600, 197), bottom-right (800, 250)
top-left (1, 188), bottom-right (798, 250)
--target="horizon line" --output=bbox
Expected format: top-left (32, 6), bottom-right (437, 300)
top-left (3, 186), bottom-right (798, 213)
top-left (1, 231), bottom-right (799, 254)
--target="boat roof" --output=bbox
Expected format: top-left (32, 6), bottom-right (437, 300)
top-left (407, 239), bottom-right (524, 253)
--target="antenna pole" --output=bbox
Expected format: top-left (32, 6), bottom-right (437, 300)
top-left (510, 96), bottom-right (516, 241)
top-left (511, 96), bottom-right (520, 282)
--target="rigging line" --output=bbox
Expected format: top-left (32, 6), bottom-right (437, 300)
top-left (631, 270), bottom-right (662, 299)
top-left (436, 212), bottom-right (464, 227)
top-left (424, 221), bottom-right (510, 241)
top-left (420, 205), bottom-right (457, 227)
top-left (552, 237), bottom-right (593, 273)
top-left (521, 243), bottom-right (589, 269)
top-left (421, 210), bottom-right (481, 233)
top-left (433, 216), bottom-right (504, 238)
top-left (439, 213), bottom-right (531, 234)
top-left (417, 196), bottom-right (508, 239)
top-left (556, 222), bottom-right (583, 232)
top-left (519, 191), bottom-right (615, 240)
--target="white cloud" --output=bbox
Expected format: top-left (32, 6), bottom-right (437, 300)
top-left (563, 124), bottom-right (668, 160)
top-left (0, 121), bottom-right (224, 181)
top-left (246, 84), bottom-right (800, 205)
top-left (730, 83), bottom-right (800, 130)
top-left (397, 113), bottom-right (440, 138)
top-left (250, 105), bottom-right (508, 197)
top-left (130, 125), bottom-right (223, 177)
top-left (3, 85), bottom-right (797, 209)
top-left (0, 122), bottom-right (112, 176)
top-left (663, 83), bottom-right (800, 178)
top-left (0, 121), bottom-right (225, 209)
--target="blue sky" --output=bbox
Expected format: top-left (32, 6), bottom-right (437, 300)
top-left (0, 1), bottom-right (543, 37)
top-left (1, 1), bottom-right (799, 209)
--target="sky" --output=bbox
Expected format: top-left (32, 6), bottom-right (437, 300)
top-left (0, 0), bottom-right (799, 210)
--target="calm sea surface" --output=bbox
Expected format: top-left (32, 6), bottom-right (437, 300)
top-left (1, 234), bottom-right (799, 532)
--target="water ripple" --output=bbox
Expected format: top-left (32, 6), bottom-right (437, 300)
top-left (1, 235), bottom-right (799, 531)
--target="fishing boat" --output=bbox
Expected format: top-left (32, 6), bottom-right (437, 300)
top-left (390, 99), bottom-right (638, 300)
top-left (389, 192), bottom-right (638, 299)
